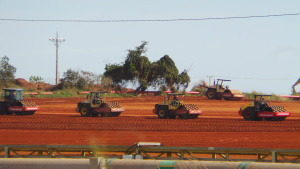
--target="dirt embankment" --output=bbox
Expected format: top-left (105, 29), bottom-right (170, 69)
top-left (0, 96), bottom-right (299, 149)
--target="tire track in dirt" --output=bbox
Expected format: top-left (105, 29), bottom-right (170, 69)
top-left (0, 115), bottom-right (299, 132)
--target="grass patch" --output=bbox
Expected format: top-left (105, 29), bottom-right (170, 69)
top-left (243, 91), bottom-right (287, 101)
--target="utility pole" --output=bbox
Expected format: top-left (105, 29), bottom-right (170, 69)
top-left (207, 75), bottom-right (214, 86)
top-left (49, 32), bottom-right (65, 85)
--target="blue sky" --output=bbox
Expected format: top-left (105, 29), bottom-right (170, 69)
top-left (0, 1), bottom-right (299, 94)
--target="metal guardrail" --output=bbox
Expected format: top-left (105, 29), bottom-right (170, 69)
top-left (0, 144), bottom-right (299, 163)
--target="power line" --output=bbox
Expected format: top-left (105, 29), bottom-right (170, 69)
top-left (0, 13), bottom-right (299, 23)
top-left (193, 76), bottom-right (297, 81)
top-left (217, 77), bottom-right (296, 81)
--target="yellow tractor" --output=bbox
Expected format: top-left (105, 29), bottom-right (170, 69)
top-left (76, 92), bottom-right (125, 117)
top-left (238, 95), bottom-right (290, 121)
top-left (153, 93), bottom-right (203, 119)
top-left (203, 79), bottom-right (244, 101)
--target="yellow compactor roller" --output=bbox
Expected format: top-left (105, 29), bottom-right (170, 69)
top-left (203, 79), bottom-right (245, 101)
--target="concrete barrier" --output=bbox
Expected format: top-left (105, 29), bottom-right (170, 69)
top-left (0, 158), bottom-right (299, 169)
top-left (106, 159), bottom-right (300, 169)
top-left (0, 158), bottom-right (89, 169)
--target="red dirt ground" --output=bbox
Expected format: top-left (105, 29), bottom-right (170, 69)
top-left (0, 96), bottom-right (299, 149)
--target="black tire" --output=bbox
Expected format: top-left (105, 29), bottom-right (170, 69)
top-left (114, 112), bottom-right (121, 117)
top-left (178, 115), bottom-right (189, 119)
top-left (223, 91), bottom-right (232, 101)
top-left (242, 107), bottom-right (257, 121)
top-left (190, 114), bottom-right (199, 119)
top-left (178, 115), bottom-right (185, 119)
top-left (206, 90), bottom-right (216, 100)
top-left (168, 114), bottom-right (176, 119)
top-left (216, 95), bottom-right (222, 100)
top-left (91, 113), bottom-right (99, 117)
top-left (272, 117), bottom-right (287, 121)
top-left (110, 112), bottom-right (121, 117)
top-left (0, 103), bottom-right (5, 115)
top-left (80, 105), bottom-right (91, 117)
top-left (223, 97), bottom-right (231, 101)
top-left (157, 107), bottom-right (168, 119)
top-left (5, 111), bottom-right (13, 115)
top-left (278, 117), bottom-right (287, 121)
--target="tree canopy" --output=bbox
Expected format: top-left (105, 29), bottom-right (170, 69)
top-left (0, 56), bottom-right (16, 88)
top-left (104, 42), bottom-right (190, 92)
top-left (61, 69), bottom-right (102, 90)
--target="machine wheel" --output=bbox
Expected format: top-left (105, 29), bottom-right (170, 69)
top-left (168, 114), bottom-right (176, 119)
top-left (15, 112), bottom-right (22, 115)
top-left (223, 97), bottom-right (231, 101)
top-left (216, 95), bottom-right (222, 100)
top-left (91, 113), bottom-right (99, 117)
top-left (157, 107), bottom-right (168, 119)
top-left (80, 105), bottom-right (91, 117)
top-left (100, 113), bottom-right (108, 117)
top-left (190, 114), bottom-right (199, 119)
top-left (242, 107), bottom-right (257, 121)
top-left (178, 115), bottom-right (186, 119)
top-left (206, 90), bottom-right (216, 100)
top-left (0, 104), bottom-right (5, 115)
top-left (277, 117), bottom-right (287, 121)
top-left (264, 117), bottom-right (273, 121)
top-left (5, 112), bottom-right (13, 115)
top-left (273, 117), bottom-right (286, 121)
top-left (223, 91), bottom-right (232, 101)
top-left (111, 112), bottom-right (121, 117)
top-left (28, 111), bottom-right (35, 115)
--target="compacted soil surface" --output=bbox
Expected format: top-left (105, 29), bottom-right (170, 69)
top-left (0, 96), bottom-right (299, 149)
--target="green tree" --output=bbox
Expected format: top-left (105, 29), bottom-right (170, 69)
top-left (104, 63), bottom-right (124, 84)
top-left (61, 69), bottom-right (80, 89)
top-left (103, 42), bottom-right (190, 92)
top-left (63, 69), bottom-right (79, 86)
top-left (80, 70), bottom-right (102, 90)
top-left (122, 42), bottom-right (151, 91)
top-left (176, 69), bottom-right (190, 92)
top-left (150, 55), bottom-right (179, 92)
top-left (0, 56), bottom-right (16, 88)
top-left (76, 77), bottom-right (87, 90)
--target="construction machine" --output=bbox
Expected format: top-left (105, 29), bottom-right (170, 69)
top-left (203, 79), bottom-right (245, 101)
top-left (292, 78), bottom-right (300, 94)
top-left (0, 88), bottom-right (39, 115)
top-left (238, 95), bottom-right (290, 121)
top-left (153, 93), bottom-right (203, 119)
top-left (75, 92), bottom-right (125, 117)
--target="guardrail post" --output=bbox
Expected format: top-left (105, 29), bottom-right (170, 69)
top-left (135, 147), bottom-right (140, 155)
top-left (167, 152), bottom-right (171, 157)
top-left (212, 153), bottom-right (216, 159)
top-left (225, 151), bottom-right (229, 161)
top-left (272, 151), bottom-right (277, 163)
top-left (4, 147), bottom-right (9, 158)
top-left (81, 151), bottom-right (86, 157)
top-left (49, 148), bottom-right (53, 158)
top-left (180, 150), bottom-right (184, 160)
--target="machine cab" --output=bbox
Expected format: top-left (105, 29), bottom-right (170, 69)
top-left (1, 88), bottom-right (23, 102)
top-left (254, 95), bottom-right (271, 111)
top-left (168, 94), bottom-right (184, 110)
top-left (88, 92), bottom-right (105, 108)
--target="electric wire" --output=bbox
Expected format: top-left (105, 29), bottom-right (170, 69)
top-left (0, 13), bottom-right (299, 23)
top-left (192, 76), bottom-right (297, 81)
